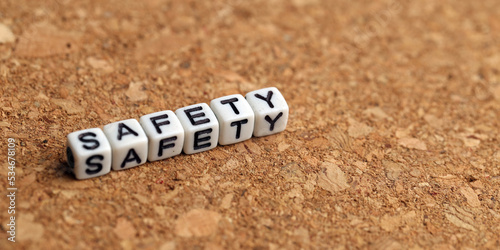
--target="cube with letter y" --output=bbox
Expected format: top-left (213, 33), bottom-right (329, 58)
top-left (245, 87), bottom-right (289, 137)
top-left (66, 128), bottom-right (112, 180)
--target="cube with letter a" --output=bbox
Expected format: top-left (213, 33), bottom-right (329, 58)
top-left (103, 119), bottom-right (148, 170)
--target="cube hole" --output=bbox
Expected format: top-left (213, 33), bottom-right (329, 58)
top-left (66, 147), bottom-right (75, 169)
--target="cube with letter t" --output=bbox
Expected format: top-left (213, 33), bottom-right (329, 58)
top-left (175, 103), bottom-right (219, 154)
top-left (245, 87), bottom-right (289, 137)
top-left (210, 94), bottom-right (255, 145)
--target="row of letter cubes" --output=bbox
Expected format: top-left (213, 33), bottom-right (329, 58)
top-left (66, 87), bottom-right (288, 180)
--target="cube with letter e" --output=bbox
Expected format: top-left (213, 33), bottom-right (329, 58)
top-left (175, 103), bottom-right (219, 154)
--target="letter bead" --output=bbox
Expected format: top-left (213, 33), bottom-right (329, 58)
top-left (175, 103), bottom-right (219, 154)
top-left (210, 94), bottom-right (255, 145)
top-left (140, 110), bottom-right (185, 162)
top-left (103, 119), bottom-right (148, 170)
top-left (245, 87), bottom-right (289, 137)
top-left (65, 87), bottom-right (289, 180)
top-left (66, 128), bottom-right (112, 180)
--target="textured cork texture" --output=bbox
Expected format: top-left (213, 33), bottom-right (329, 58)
top-left (1, 0), bottom-right (500, 249)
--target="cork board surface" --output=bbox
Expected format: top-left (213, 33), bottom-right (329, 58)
top-left (1, 0), bottom-right (500, 249)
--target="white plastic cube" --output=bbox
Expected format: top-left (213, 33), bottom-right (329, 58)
top-left (140, 110), bottom-right (184, 162)
top-left (210, 94), bottom-right (255, 145)
top-left (245, 87), bottom-right (289, 137)
top-left (66, 128), bottom-right (112, 180)
top-left (103, 119), bottom-right (148, 170)
top-left (175, 103), bottom-right (219, 154)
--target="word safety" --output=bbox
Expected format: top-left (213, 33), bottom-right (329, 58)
top-left (66, 87), bottom-right (289, 180)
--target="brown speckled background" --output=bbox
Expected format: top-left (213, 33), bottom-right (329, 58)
top-left (1, 0), bottom-right (500, 249)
